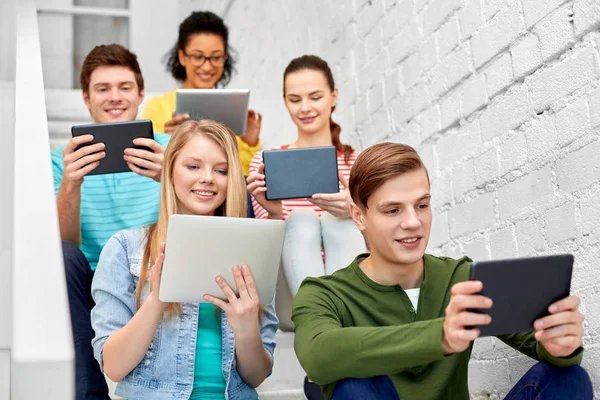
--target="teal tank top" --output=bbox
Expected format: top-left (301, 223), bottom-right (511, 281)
top-left (189, 304), bottom-right (226, 399)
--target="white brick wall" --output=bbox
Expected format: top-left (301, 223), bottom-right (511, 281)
top-left (185, 0), bottom-right (600, 396)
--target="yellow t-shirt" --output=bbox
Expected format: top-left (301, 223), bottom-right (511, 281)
top-left (142, 89), bottom-right (260, 176)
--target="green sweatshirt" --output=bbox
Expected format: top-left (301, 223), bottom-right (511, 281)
top-left (291, 253), bottom-right (583, 400)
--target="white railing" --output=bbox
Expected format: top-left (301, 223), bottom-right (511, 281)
top-left (11, 0), bottom-right (74, 398)
top-left (0, 80), bottom-right (15, 399)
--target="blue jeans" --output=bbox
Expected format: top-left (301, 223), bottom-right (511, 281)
top-left (504, 361), bottom-right (592, 399)
top-left (63, 241), bottom-right (110, 400)
top-left (331, 362), bottom-right (592, 400)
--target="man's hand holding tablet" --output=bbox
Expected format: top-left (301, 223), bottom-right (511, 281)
top-left (441, 255), bottom-right (584, 359)
top-left (533, 295), bottom-right (584, 357)
top-left (71, 120), bottom-right (164, 181)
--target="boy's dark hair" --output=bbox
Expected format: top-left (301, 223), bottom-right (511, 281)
top-left (80, 44), bottom-right (144, 93)
top-left (349, 142), bottom-right (430, 209)
top-left (165, 11), bottom-right (235, 86)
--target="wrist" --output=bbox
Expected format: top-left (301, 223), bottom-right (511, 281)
top-left (241, 135), bottom-right (259, 147)
top-left (145, 293), bottom-right (166, 313)
top-left (233, 323), bottom-right (262, 343)
top-left (268, 212), bottom-right (283, 220)
top-left (61, 178), bottom-right (82, 192)
top-left (266, 203), bottom-right (282, 220)
top-left (440, 338), bottom-right (452, 355)
top-left (440, 325), bottom-right (452, 355)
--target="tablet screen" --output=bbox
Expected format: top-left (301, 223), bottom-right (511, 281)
top-left (263, 146), bottom-right (339, 200)
top-left (71, 120), bottom-right (154, 175)
top-left (468, 254), bottom-right (573, 336)
top-left (175, 89), bottom-right (249, 136)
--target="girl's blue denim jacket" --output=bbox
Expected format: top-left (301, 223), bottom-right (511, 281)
top-left (91, 227), bottom-right (279, 400)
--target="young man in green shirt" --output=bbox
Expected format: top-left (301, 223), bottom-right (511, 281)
top-left (292, 142), bottom-right (592, 400)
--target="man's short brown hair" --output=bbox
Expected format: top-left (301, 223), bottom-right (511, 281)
top-left (349, 142), bottom-right (430, 209)
top-left (80, 44), bottom-right (144, 94)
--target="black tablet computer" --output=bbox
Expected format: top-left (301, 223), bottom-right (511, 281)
top-left (469, 254), bottom-right (573, 337)
top-left (263, 146), bottom-right (339, 200)
top-left (71, 120), bottom-right (154, 175)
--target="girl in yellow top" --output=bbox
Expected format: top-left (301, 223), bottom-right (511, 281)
top-left (142, 11), bottom-right (261, 176)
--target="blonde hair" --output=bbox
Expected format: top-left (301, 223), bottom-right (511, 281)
top-left (136, 120), bottom-right (247, 314)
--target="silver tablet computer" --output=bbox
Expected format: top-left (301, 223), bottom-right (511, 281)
top-left (175, 89), bottom-right (249, 136)
top-left (159, 214), bottom-right (285, 304)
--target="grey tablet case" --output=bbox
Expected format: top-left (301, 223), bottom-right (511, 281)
top-left (71, 120), bottom-right (154, 175)
top-left (175, 89), bottom-right (249, 136)
top-left (263, 146), bottom-right (339, 200)
top-left (469, 254), bottom-right (573, 337)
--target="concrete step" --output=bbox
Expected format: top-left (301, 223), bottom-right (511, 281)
top-left (257, 331), bottom-right (305, 398)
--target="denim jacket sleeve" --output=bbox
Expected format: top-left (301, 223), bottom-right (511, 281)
top-left (260, 302), bottom-right (279, 377)
top-left (90, 232), bottom-right (138, 373)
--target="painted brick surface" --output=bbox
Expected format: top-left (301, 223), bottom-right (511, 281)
top-left (534, 5), bottom-right (576, 61)
top-left (450, 192), bottom-right (496, 237)
top-left (521, 0), bottom-right (570, 28)
top-left (490, 225), bottom-right (518, 259)
top-left (524, 115), bottom-right (559, 161)
top-left (461, 73), bottom-right (487, 116)
top-left (484, 52), bottom-right (513, 98)
top-left (546, 202), bottom-right (579, 244)
top-left (528, 47), bottom-right (600, 113)
top-left (499, 130), bottom-right (528, 175)
top-left (515, 218), bottom-right (546, 256)
top-left (510, 34), bottom-right (543, 79)
top-left (462, 234), bottom-right (489, 261)
top-left (210, 0), bottom-right (600, 396)
top-left (497, 166), bottom-right (555, 220)
top-left (479, 83), bottom-right (531, 141)
top-left (470, 4), bottom-right (524, 68)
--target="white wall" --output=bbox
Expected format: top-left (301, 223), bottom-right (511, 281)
top-left (182, 0), bottom-right (600, 397)
top-left (0, 0), bottom-right (17, 82)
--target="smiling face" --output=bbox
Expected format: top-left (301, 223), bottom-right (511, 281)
top-left (283, 69), bottom-right (338, 135)
top-left (352, 168), bottom-right (432, 268)
top-left (178, 32), bottom-right (226, 89)
top-left (82, 65), bottom-right (144, 123)
top-left (172, 133), bottom-right (229, 216)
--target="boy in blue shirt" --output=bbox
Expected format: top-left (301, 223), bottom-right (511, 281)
top-left (52, 44), bottom-right (169, 399)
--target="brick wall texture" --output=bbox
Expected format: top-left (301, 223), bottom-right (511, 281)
top-left (187, 0), bottom-right (600, 397)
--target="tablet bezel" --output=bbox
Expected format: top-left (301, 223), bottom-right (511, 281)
top-left (468, 254), bottom-right (573, 337)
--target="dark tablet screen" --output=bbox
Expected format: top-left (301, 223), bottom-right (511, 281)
top-left (71, 120), bottom-right (154, 175)
top-left (263, 146), bottom-right (339, 201)
top-left (469, 254), bottom-right (573, 337)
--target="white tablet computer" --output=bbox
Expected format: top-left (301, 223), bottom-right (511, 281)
top-left (175, 89), bottom-right (249, 136)
top-left (159, 214), bottom-right (285, 304)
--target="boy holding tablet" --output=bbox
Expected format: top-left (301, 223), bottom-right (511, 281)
top-left (51, 44), bottom-right (169, 399)
top-left (292, 142), bottom-right (592, 400)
